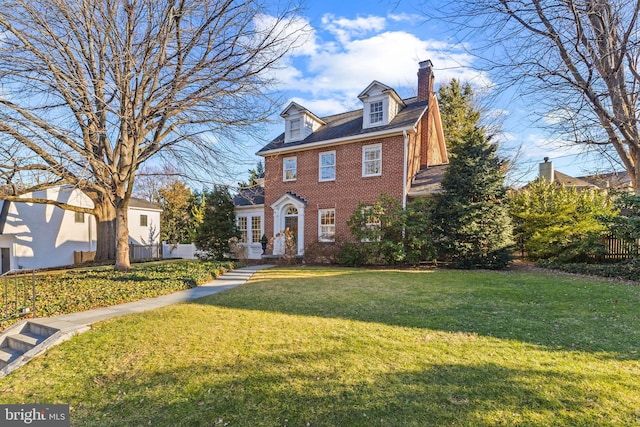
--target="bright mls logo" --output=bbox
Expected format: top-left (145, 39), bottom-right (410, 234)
top-left (0, 405), bottom-right (69, 426)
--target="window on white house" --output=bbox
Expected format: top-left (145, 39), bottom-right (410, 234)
top-left (319, 151), bottom-right (336, 181)
top-left (75, 212), bottom-right (85, 223)
top-left (369, 101), bottom-right (383, 124)
top-left (362, 144), bottom-right (382, 177)
top-left (283, 157), bottom-right (297, 181)
top-left (251, 216), bottom-right (262, 243)
top-left (238, 217), bottom-right (248, 243)
top-left (289, 118), bottom-right (301, 140)
top-left (140, 214), bottom-right (148, 227)
top-left (318, 209), bottom-right (335, 242)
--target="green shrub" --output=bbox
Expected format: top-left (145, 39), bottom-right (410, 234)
top-left (508, 179), bottom-right (617, 262)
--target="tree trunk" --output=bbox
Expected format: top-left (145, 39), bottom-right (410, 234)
top-left (93, 200), bottom-right (116, 261)
top-left (115, 198), bottom-right (131, 271)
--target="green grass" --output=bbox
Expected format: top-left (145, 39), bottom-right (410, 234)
top-left (1, 267), bottom-right (639, 426)
top-left (0, 260), bottom-right (234, 331)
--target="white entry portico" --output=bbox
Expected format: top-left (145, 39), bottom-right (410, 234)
top-left (270, 192), bottom-right (306, 255)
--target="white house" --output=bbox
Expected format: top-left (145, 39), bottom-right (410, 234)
top-left (0, 186), bottom-right (161, 272)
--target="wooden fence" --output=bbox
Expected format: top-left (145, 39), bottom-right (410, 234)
top-left (600, 235), bottom-right (640, 260)
top-left (129, 244), bottom-right (162, 261)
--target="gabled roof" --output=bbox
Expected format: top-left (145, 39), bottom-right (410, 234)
top-left (280, 102), bottom-right (326, 125)
top-left (553, 171), bottom-right (598, 189)
top-left (357, 80), bottom-right (405, 107)
top-left (233, 187), bottom-right (265, 207)
top-left (129, 197), bottom-right (163, 211)
top-left (258, 97), bottom-right (428, 155)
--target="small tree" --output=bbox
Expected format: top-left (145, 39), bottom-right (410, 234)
top-left (610, 193), bottom-right (640, 251)
top-left (158, 181), bottom-right (204, 245)
top-left (194, 187), bottom-right (237, 260)
top-left (432, 127), bottom-right (513, 269)
top-left (508, 179), bottom-right (616, 262)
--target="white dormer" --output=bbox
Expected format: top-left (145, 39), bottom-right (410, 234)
top-left (281, 102), bottom-right (325, 143)
top-left (358, 81), bottom-right (405, 129)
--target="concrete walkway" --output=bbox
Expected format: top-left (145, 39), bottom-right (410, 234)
top-left (33, 264), bottom-right (273, 333)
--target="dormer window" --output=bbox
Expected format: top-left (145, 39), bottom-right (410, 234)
top-left (289, 118), bottom-right (301, 140)
top-left (370, 101), bottom-right (383, 124)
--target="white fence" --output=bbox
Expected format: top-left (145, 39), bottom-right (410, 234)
top-left (162, 242), bottom-right (203, 260)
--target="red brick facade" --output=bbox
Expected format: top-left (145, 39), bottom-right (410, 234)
top-left (264, 134), bottom-right (407, 246)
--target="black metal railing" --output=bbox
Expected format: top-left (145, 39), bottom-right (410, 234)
top-left (1, 271), bottom-right (36, 324)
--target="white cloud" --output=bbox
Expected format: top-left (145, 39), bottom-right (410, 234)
top-left (321, 14), bottom-right (387, 44)
top-left (269, 12), bottom-right (492, 116)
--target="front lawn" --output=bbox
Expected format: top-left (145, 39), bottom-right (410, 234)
top-left (1, 267), bottom-right (638, 426)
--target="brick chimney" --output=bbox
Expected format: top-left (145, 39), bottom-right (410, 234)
top-left (417, 60), bottom-right (434, 102)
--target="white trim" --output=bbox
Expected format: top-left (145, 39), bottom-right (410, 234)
top-left (258, 126), bottom-right (414, 157)
top-left (270, 193), bottom-right (306, 255)
top-left (318, 208), bottom-right (336, 242)
top-left (362, 144), bottom-right (382, 177)
top-left (283, 156), bottom-right (297, 182)
top-left (318, 150), bottom-right (336, 182)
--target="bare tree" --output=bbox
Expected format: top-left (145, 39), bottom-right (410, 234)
top-left (0, 0), bottom-right (306, 270)
top-left (428, 0), bottom-right (640, 192)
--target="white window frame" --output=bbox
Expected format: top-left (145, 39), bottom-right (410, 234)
top-left (74, 211), bottom-right (85, 223)
top-left (362, 144), bottom-right (382, 177)
top-left (140, 214), bottom-right (148, 227)
top-left (319, 151), bottom-right (336, 182)
top-left (237, 217), bottom-right (248, 243)
top-left (318, 209), bottom-right (336, 242)
top-left (369, 100), bottom-right (384, 124)
top-left (289, 118), bottom-right (301, 140)
top-left (283, 156), bottom-right (297, 181)
top-left (361, 206), bottom-right (382, 242)
top-left (251, 216), bottom-right (262, 243)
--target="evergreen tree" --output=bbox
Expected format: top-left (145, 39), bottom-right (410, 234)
top-left (159, 181), bottom-right (204, 244)
top-left (438, 79), bottom-right (481, 153)
top-left (194, 186), bottom-right (237, 260)
top-left (433, 127), bottom-right (513, 269)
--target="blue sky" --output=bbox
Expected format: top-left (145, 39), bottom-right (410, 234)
top-left (235, 0), bottom-right (614, 187)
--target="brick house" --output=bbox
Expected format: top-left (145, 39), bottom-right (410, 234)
top-left (238, 60), bottom-right (448, 257)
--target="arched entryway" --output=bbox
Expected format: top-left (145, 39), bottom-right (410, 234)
top-left (271, 193), bottom-right (306, 255)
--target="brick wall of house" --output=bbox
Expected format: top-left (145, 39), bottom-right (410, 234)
top-left (263, 134), bottom-right (406, 248)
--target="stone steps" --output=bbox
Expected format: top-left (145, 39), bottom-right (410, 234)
top-left (0, 320), bottom-right (61, 376)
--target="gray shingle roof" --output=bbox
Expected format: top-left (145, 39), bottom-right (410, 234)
top-left (233, 187), bottom-right (265, 207)
top-left (258, 97), bottom-right (428, 154)
top-left (408, 165), bottom-right (449, 196)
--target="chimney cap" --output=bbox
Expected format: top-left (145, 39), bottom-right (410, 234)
top-left (419, 59), bottom-right (433, 69)
top-left (543, 157), bottom-right (549, 163)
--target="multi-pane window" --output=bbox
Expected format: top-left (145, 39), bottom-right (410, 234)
top-left (318, 209), bottom-right (335, 242)
top-left (319, 151), bottom-right (336, 181)
top-left (251, 216), bottom-right (262, 243)
top-left (74, 211), bottom-right (85, 223)
top-left (237, 217), bottom-right (248, 243)
top-left (362, 144), bottom-right (382, 177)
top-left (140, 214), bottom-right (148, 227)
top-left (283, 157), bottom-right (297, 181)
top-left (289, 118), bottom-right (301, 140)
top-left (361, 206), bottom-right (382, 242)
top-left (369, 101), bottom-right (383, 124)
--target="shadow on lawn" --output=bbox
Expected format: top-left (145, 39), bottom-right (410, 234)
top-left (198, 268), bottom-right (640, 360)
top-left (77, 354), bottom-right (617, 426)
